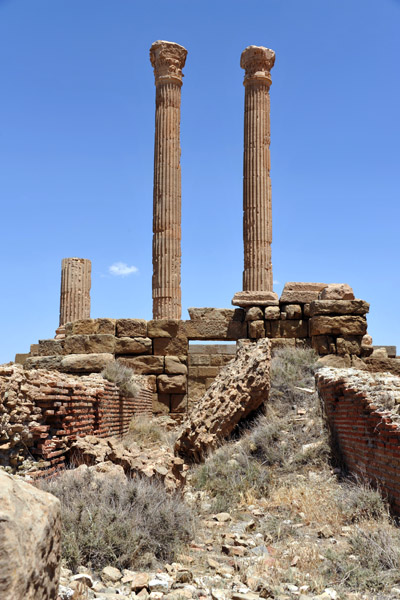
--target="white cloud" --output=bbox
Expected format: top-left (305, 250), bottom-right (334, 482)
top-left (109, 262), bottom-right (138, 277)
top-left (273, 279), bottom-right (280, 285)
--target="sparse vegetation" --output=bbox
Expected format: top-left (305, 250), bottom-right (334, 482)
top-left (101, 360), bottom-right (142, 397)
top-left (40, 468), bottom-right (194, 572)
top-left (124, 415), bottom-right (178, 450)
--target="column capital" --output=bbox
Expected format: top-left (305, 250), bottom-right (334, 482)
top-left (150, 40), bottom-right (187, 86)
top-left (240, 45), bottom-right (275, 86)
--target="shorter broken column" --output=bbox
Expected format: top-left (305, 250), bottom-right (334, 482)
top-left (59, 258), bottom-right (91, 327)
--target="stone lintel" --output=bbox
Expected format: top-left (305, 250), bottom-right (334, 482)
top-left (231, 291), bottom-right (279, 308)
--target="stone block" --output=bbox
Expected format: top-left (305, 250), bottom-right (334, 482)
top-left (165, 356), bottom-right (188, 375)
top-left (336, 336), bottom-right (363, 356)
top-left (198, 366), bottom-right (219, 378)
top-left (64, 334), bottom-right (115, 355)
top-left (209, 355), bottom-right (224, 366)
top-left (231, 291), bottom-right (279, 307)
top-left (309, 300), bottom-right (369, 316)
top-left (310, 316), bottom-right (367, 337)
top-left (283, 304), bottom-right (302, 320)
top-left (303, 303), bottom-right (311, 317)
top-left (248, 320), bottom-right (266, 339)
top-left (280, 282), bottom-right (327, 304)
top-left (60, 353), bottom-right (114, 373)
top-left (14, 353), bottom-right (30, 365)
top-left (153, 336), bottom-right (188, 356)
top-left (38, 339), bottom-right (65, 356)
top-left (317, 354), bottom-right (352, 368)
top-left (147, 319), bottom-right (181, 338)
top-left (96, 318), bottom-right (117, 334)
top-left (311, 335), bottom-right (335, 355)
top-left (182, 319), bottom-right (246, 341)
top-left (280, 320), bottom-right (308, 338)
top-left (116, 319), bottom-right (147, 338)
top-left (118, 355), bottom-right (164, 374)
top-left (142, 375), bottom-right (157, 393)
top-left (65, 319), bottom-right (96, 335)
top-left (245, 307), bottom-right (264, 321)
top-left (157, 374), bottom-right (187, 394)
top-left (171, 394), bottom-right (187, 413)
top-left (319, 283), bottom-right (354, 300)
top-left (29, 344), bottom-right (40, 356)
top-left (188, 307), bottom-right (245, 321)
top-left (264, 306), bottom-right (280, 320)
top-left (0, 471), bottom-right (61, 600)
top-left (372, 345), bottom-right (397, 359)
top-left (265, 320), bottom-right (281, 337)
top-left (115, 337), bottom-right (152, 355)
top-left (188, 354), bottom-right (210, 366)
top-left (24, 356), bottom-right (63, 371)
top-left (153, 393), bottom-right (170, 414)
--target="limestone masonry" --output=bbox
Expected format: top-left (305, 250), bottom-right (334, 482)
top-left (59, 257), bottom-right (91, 327)
top-left (150, 41), bottom-right (187, 320)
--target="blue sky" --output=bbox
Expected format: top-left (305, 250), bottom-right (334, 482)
top-left (0, 0), bottom-right (399, 363)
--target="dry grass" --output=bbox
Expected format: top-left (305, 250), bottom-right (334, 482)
top-left (124, 415), bottom-right (178, 450)
top-left (101, 360), bottom-right (142, 397)
top-left (39, 468), bottom-right (195, 573)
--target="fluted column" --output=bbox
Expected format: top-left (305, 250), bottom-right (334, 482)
top-left (232, 45), bottom-right (278, 308)
top-left (150, 40), bottom-right (187, 320)
top-left (59, 258), bottom-right (91, 326)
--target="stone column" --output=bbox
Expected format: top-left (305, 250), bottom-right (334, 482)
top-left (59, 258), bottom-right (91, 326)
top-left (232, 45), bottom-right (278, 308)
top-left (150, 40), bottom-right (187, 320)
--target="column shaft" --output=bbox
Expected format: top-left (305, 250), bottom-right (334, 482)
top-left (150, 41), bottom-right (187, 320)
top-left (59, 258), bottom-right (91, 326)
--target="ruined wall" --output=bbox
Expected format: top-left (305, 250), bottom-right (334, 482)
top-left (188, 344), bottom-right (236, 409)
top-left (0, 364), bottom-right (152, 476)
top-left (317, 367), bottom-right (400, 514)
top-left (23, 282), bottom-right (372, 416)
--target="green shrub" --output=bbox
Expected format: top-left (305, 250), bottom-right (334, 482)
top-left (40, 469), bottom-right (194, 572)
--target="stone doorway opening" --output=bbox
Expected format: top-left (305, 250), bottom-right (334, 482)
top-left (187, 341), bottom-right (236, 410)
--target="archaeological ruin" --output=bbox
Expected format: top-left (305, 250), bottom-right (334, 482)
top-left (2, 42), bottom-right (400, 508)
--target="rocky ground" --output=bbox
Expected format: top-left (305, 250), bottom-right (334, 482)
top-left (54, 348), bottom-right (400, 600)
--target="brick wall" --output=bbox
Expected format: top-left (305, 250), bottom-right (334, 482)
top-left (0, 365), bottom-right (152, 477)
top-left (316, 367), bottom-right (400, 514)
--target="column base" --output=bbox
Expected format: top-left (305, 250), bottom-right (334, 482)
top-left (231, 290), bottom-right (279, 307)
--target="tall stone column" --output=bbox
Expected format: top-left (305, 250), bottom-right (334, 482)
top-left (232, 45), bottom-right (278, 308)
top-left (150, 40), bottom-right (187, 320)
top-left (59, 258), bottom-right (91, 326)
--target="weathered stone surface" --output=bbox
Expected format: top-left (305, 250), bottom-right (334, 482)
top-left (309, 300), bottom-right (369, 316)
top-left (116, 319), bottom-right (147, 338)
top-left (372, 345), bottom-right (397, 358)
top-left (24, 356), bottom-right (63, 371)
top-left (38, 339), bottom-right (65, 356)
top-left (157, 374), bottom-right (186, 394)
top-left (171, 394), bottom-right (187, 413)
top-left (151, 41), bottom-right (187, 320)
top-left (182, 319), bottom-right (246, 341)
top-left (311, 335), bottom-right (335, 356)
top-left (264, 306), bottom-right (280, 320)
top-left (248, 320), bottom-right (265, 339)
top-left (283, 304), bottom-right (302, 320)
top-left (70, 436), bottom-right (186, 490)
top-left (14, 353), bottom-right (29, 365)
top-left (319, 283), bottom-right (354, 300)
top-left (280, 282), bottom-right (327, 304)
top-left (115, 337), bottom-right (152, 355)
top-left (59, 257), bottom-right (91, 327)
top-left (66, 318), bottom-right (116, 336)
top-left (336, 336), bottom-right (363, 356)
top-left (245, 307), bottom-right (264, 321)
top-left (280, 320), bottom-right (308, 338)
top-left (118, 355), bottom-right (164, 374)
top-left (363, 357), bottom-right (400, 377)
top-left (265, 320), bottom-right (280, 337)
top-left (61, 353), bottom-right (114, 373)
top-left (317, 354), bottom-right (352, 368)
top-left (270, 338), bottom-right (296, 352)
top-left (64, 334), bottom-right (115, 355)
top-left (0, 471), bottom-right (61, 600)
top-left (232, 291), bottom-right (279, 307)
top-left (147, 319), bottom-right (181, 338)
top-left (153, 336), bottom-right (188, 356)
top-left (310, 316), bottom-right (367, 337)
top-left (188, 308), bottom-right (245, 322)
top-left (175, 338), bottom-right (271, 462)
top-left (153, 393), bottom-right (170, 414)
top-left (165, 356), bottom-right (187, 375)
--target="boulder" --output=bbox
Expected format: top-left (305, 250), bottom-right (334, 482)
top-left (175, 338), bottom-right (271, 462)
top-left (0, 471), bottom-right (61, 600)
